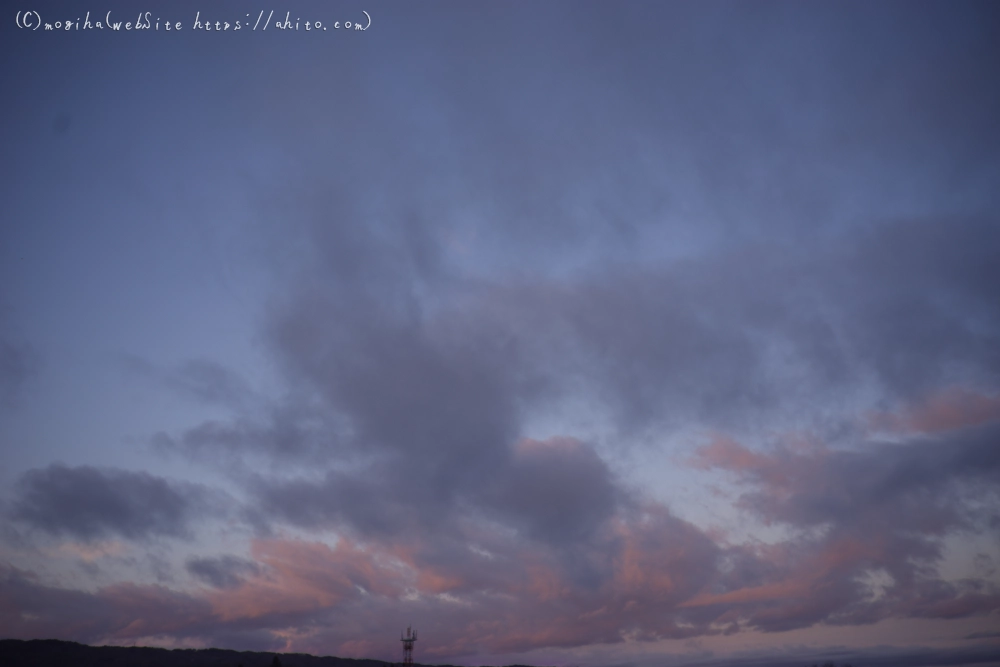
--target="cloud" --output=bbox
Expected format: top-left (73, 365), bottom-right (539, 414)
top-left (8, 465), bottom-right (221, 542)
top-left (139, 155), bottom-right (1000, 658)
top-left (239, 211), bottom-right (1000, 468)
top-left (122, 355), bottom-right (258, 411)
top-left (868, 388), bottom-right (1000, 435)
top-left (164, 359), bottom-right (257, 410)
top-left (481, 437), bottom-right (620, 544)
top-left (57, 539), bottom-right (129, 564)
top-left (6, 1), bottom-right (999, 661)
top-left (3, 419), bottom-right (999, 657)
top-left (145, 0), bottom-right (1000, 487)
top-left (152, 404), bottom-right (332, 467)
top-left (186, 556), bottom-right (261, 590)
top-left (0, 563), bottom-right (216, 646)
top-left (693, 422), bottom-right (1000, 534)
top-left (667, 645), bottom-right (1000, 667)
top-left (688, 423), bottom-right (1000, 632)
top-left (235, 482), bottom-right (721, 654)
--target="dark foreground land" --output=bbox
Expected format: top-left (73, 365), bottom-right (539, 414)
top-left (1, 639), bottom-right (535, 667)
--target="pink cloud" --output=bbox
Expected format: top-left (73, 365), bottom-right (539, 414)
top-left (206, 537), bottom-right (408, 621)
top-left (690, 435), bottom-right (770, 473)
top-left (686, 427), bottom-right (1000, 632)
top-left (868, 387), bottom-right (1000, 435)
top-left (55, 540), bottom-right (129, 563)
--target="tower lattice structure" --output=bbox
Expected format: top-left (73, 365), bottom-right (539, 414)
top-left (401, 626), bottom-right (417, 667)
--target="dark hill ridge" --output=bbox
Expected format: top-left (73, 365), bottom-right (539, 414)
top-left (0, 639), bottom-right (539, 667)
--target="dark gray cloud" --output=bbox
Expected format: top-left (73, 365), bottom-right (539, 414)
top-left (9, 465), bottom-right (217, 542)
top-left (152, 403), bottom-right (332, 466)
top-left (257, 466), bottom-right (436, 540)
top-left (186, 555), bottom-right (261, 590)
top-left (481, 438), bottom-right (620, 544)
top-left (252, 436), bottom-right (628, 594)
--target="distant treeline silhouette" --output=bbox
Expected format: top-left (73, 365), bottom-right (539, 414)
top-left (0, 639), bottom-right (538, 667)
top-left (0, 639), bottom-right (394, 667)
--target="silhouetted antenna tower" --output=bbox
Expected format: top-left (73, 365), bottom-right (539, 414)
top-left (401, 626), bottom-right (417, 667)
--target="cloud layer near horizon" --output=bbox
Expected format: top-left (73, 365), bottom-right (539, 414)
top-left (2, 1), bottom-right (999, 665)
top-left (4, 414), bottom-right (999, 658)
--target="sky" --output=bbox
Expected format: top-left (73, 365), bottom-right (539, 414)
top-left (2, 1), bottom-right (1000, 666)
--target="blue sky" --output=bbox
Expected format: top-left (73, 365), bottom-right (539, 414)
top-left (2, 2), bottom-right (999, 666)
